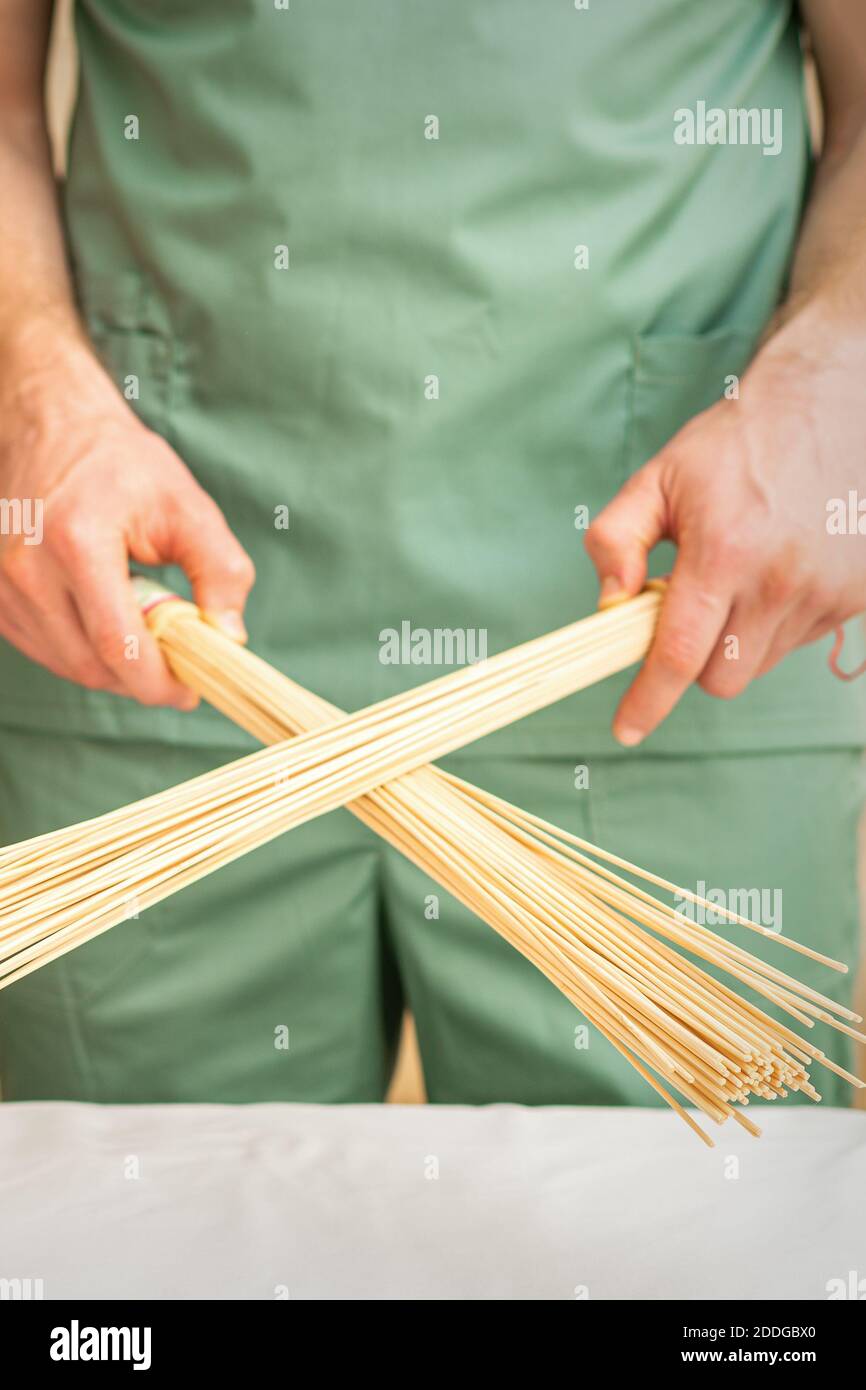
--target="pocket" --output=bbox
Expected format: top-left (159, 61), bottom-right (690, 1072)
top-left (623, 326), bottom-right (762, 475)
top-left (74, 267), bottom-right (177, 438)
top-left (89, 325), bottom-right (176, 438)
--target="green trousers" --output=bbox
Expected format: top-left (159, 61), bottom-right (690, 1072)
top-left (0, 731), bottom-right (861, 1107)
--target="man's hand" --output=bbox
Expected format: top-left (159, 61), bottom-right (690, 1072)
top-left (587, 0), bottom-right (866, 746)
top-left (586, 318), bottom-right (866, 745)
top-left (0, 332), bottom-right (254, 708)
top-left (0, 0), bottom-right (254, 710)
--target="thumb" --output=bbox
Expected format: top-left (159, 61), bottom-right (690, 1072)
top-left (584, 459), bottom-right (667, 605)
top-left (162, 488), bottom-right (256, 642)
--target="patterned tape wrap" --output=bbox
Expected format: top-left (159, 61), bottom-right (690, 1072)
top-left (130, 576), bottom-right (196, 641)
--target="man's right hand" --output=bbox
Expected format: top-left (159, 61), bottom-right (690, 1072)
top-left (0, 330), bottom-right (255, 709)
top-left (0, 2), bottom-right (255, 712)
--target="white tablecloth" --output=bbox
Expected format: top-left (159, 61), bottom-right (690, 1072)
top-left (0, 1102), bottom-right (863, 1300)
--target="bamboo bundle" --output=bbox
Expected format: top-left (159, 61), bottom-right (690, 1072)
top-left (0, 580), bottom-right (861, 1143)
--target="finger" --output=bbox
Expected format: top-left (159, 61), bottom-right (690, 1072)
top-left (0, 572), bottom-right (37, 642)
top-left (585, 460), bottom-right (667, 604)
top-left (159, 489), bottom-right (255, 641)
top-left (612, 551), bottom-right (733, 745)
top-left (698, 595), bottom-right (783, 699)
top-left (757, 606), bottom-right (839, 679)
top-left (0, 574), bottom-right (126, 694)
top-left (65, 538), bottom-right (198, 708)
top-left (0, 558), bottom-right (126, 693)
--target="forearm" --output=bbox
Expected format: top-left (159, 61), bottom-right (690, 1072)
top-left (0, 0), bottom-right (89, 379)
top-left (769, 129), bottom-right (866, 359)
top-left (761, 3), bottom-right (866, 355)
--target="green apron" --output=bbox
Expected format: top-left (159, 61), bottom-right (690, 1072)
top-left (0, 1), bottom-right (864, 1106)
top-left (0, 0), bottom-right (863, 755)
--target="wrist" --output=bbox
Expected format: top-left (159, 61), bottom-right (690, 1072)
top-left (0, 313), bottom-right (124, 424)
top-left (0, 307), bottom-right (91, 379)
top-left (752, 291), bottom-right (866, 387)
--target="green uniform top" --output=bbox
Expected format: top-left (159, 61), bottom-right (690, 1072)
top-left (2, 0), bottom-right (863, 756)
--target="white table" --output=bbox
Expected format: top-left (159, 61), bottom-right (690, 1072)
top-left (0, 1102), bottom-right (863, 1300)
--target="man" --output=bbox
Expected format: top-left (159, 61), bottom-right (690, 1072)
top-left (0, 1), bottom-right (864, 1105)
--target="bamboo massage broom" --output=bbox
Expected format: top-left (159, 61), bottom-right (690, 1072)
top-left (0, 579), bottom-right (862, 1143)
